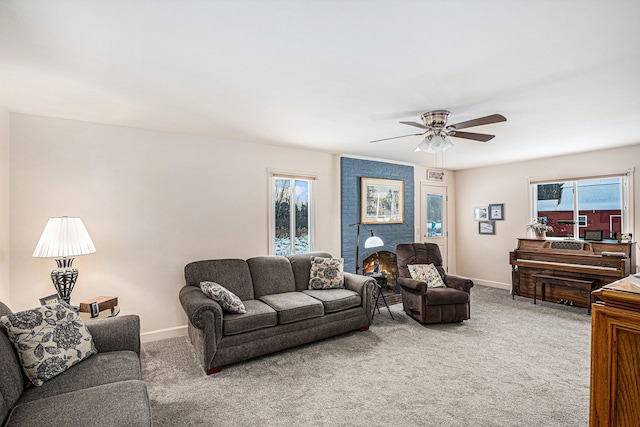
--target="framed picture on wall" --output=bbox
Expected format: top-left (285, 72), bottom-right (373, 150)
top-left (488, 203), bottom-right (504, 220)
top-left (360, 177), bottom-right (404, 224)
top-left (478, 220), bottom-right (495, 235)
top-left (473, 206), bottom-right (488, 221)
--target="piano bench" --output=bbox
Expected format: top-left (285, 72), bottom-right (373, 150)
top-left (532, 272), bottom-right (599, 314)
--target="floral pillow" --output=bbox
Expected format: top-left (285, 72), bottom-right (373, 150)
top-left (0, 301), bottom-right (97, 386)
top-left (200, 281), bottom-right (246, 314)
top-left (309, 257), bottom-right (345, 290)
top-left (407, 264), bottom-right (446, 288)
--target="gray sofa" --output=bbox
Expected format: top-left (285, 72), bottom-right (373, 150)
top-left (0, 302), bottom-right (151, 426)
top-left (179, 252), bottom-right (376, 374)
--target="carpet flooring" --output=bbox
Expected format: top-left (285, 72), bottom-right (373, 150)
top-left (142, 286), bottom-right (591, 426)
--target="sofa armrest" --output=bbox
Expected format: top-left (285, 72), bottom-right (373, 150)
top-left (344, 272), bottom-right (376, 299)
top-left (397, 276), bottom-right (427, 293)
top-left (344, 272), bottom-right (376, 322)
top-left (85, 315), bottom-right (141, 355)
top-left (179, 285), bottom-right (223, 344)
top-left (444, 275), bottom-right (474, 293)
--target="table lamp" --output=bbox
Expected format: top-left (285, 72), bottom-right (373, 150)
top-left (32, 217), bottom-right (96, 304)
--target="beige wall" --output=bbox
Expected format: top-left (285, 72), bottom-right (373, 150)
top-left (9, 114), bottom-right (341, 338)
top-left (0, 108), bottom-right (9, 303)
top-left (455, 145), bottom-right (640, 289)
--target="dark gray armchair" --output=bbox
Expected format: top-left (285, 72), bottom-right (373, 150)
top-left (396, 243), bottom-right (473, 324)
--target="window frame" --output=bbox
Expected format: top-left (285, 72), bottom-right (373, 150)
top-left (528, 169), bottom-right (634, 240)
top-left (268, 169), bottom-right (317, 256)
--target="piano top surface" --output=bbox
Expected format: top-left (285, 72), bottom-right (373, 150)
top-left (513, 238), bottom-right (632, 257)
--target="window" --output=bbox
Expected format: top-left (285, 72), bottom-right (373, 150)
top-left (530, 172), bottom-right (633, 240)
top-left (426, 194), bottom-right (444, 237)
top-left (270, 173), bottom-right (315, 256)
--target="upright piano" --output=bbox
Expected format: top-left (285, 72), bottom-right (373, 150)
top-left (509, 238), bottom-right (636, 308)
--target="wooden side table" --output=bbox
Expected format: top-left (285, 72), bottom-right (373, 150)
top-left (590, 277), bottom-right (640, 426)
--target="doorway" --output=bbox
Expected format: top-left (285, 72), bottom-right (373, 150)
top-left (420, 183), bottom-right (448, 271)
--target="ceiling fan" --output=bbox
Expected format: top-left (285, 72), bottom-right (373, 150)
top-left (371, 110), bottom-right (507, 153)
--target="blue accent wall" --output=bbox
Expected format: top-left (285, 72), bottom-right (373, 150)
top-left (340, 157), bottom-right (414, 277)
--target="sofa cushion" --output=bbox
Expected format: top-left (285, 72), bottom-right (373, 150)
top-left (259, 292), bottom-right (324, 324)
top-left (425, 287), bottom-right (469, 305)
top-left (223, 299), bottom-right (278, 336)
top-left (302, 289), bottom-right (362, 313)
top-left (248, 256), bottom-right (297, 298)
top-left (18, 350), bottom-right (141, 405)
top-left (308, 257), bottom-right (345, 289)
top-left (185, 259), bottom-right (255, 301)
top-left (0, 302), bottom-right (97, 386)
top-left (200, 281), bottom-right (246, 314)
top-left (5, 380), bottom-right (151, 427)
top-left (408, 264), bottom-right (446, 288)
top-left (288, 251), bottom-right (333, 291)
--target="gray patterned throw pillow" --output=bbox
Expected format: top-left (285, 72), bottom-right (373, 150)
top-left (309, 256), bottom-right (345, 289)
top-left (200, 281), bottom-right (246, 314)
top-left (0, 302), bottom-right (97, 386)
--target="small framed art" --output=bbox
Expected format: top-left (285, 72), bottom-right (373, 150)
top-left (478, 220), bottom-right (495, 235)
top-left (488, 203), bottom-right (504, 220)
top-left (474, 206), bottom-right (488, 221)
top-left (39, 294), bottom-right (59, 306)
top-left (584, 230), bottom-right (603, 241)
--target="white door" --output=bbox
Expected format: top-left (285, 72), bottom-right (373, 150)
top-left (421, 183), bottom-right (448, 271)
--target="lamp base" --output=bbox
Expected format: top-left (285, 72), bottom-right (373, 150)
top-left (51, 258), bottom-right (78, 304)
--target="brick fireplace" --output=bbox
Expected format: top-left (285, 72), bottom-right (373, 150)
top-left (339, 157), bottom-right (415, 285)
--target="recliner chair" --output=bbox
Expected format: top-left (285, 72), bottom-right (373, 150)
top-left (396, 243), bottom-right (473, 324)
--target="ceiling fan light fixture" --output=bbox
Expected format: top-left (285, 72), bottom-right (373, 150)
top-left (415, 133), bottom-right (454, 153)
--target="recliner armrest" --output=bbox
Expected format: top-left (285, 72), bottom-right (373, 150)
top-left (397, 277), bottom-right (427, 292)
top-left (444, 275), bottom-right (474, 293)
top-left (179, 285), bottom-right (223, 343)
top-left (85, 315), bottom-right (141, 355)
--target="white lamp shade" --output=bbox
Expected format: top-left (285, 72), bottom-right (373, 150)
top-left (415, 134), bottom-right (454, 153)
top-left (364, 235), bottom-right (384, 248)
top-left (32, 217), bottom-right (96, 258)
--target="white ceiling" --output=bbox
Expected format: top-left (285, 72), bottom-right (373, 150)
top-left (2, 0), bottom-right (640, 170)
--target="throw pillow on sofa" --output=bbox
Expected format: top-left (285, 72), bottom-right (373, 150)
top-left (407, 264), bottom-right (446, 288)
top-left (0, 301), bottom-right (97, 386)
top-left (309, 256), bottom-right (345, 289)
top-left (200, 281), bottom-right (246, 313)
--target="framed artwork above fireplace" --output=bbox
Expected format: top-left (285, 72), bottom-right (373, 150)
top-left (360, 177), bottom-right (404, 224)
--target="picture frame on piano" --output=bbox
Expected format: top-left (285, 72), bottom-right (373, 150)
top-left (584, 230), bottom-right (603, 241)
top-left (478, 220), bottom-right (495, 235)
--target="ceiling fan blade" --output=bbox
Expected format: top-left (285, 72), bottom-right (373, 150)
top-left (399, 121), bottom-right (428, 130)
top-left (450, 131), bottom-right (495, 142)
top-left (448, 114), bottom-right (506, 130)
top-left (370, 132), bottom-right (424, 143)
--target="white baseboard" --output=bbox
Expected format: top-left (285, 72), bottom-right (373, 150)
top-left (471, 278), bottom-right (511, 291)
top-left (141, 325), bottom-right (187, 343)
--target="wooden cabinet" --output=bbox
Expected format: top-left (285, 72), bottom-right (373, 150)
top-left (590, 277), bottom-right (640, 426)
